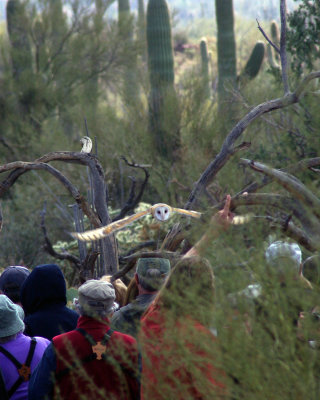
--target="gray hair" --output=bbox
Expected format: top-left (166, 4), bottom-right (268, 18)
top-left (0, 330), bottom-right (23, 344)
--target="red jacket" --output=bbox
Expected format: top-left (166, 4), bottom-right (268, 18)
top-left (53, 315), bottom-right (139, 400)
top-left (139, 303), bottom-right (226, 400)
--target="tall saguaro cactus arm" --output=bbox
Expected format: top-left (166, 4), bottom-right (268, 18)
top-left (146, 0), bottom-right (174, 87)
top-left (146, 0), bottom-right (180, 160)
top-left (215, 0), bottom-right (237, 102)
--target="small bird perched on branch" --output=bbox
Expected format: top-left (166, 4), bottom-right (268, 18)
top-left (71, 203), bottom-right (202, 242)
top-left (80, 136), bottom-right (92, 153)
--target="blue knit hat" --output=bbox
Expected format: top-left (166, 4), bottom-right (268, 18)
top-left (0, 266), bottom-right (30, 303)
top-left (0, 295), bottom-right (25, 338)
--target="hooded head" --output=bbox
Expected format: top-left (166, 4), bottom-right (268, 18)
top-left (0, 266), bottom-right (30, 303)
top-left (20, 264), bottom-right (67, 314)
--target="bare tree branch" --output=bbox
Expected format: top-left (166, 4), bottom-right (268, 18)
top-left (40, 203), bottom-right (82, 269)
top-left (0, 160), bottom-right (101, 227)
top-left (0, 151), bottom-right (119, 274)
top-left (262, 215), bottom-right (318, 252)
top-left (238, 157), bottom-right (320, 195)
top-left (280, 0), bottom-right (289, 93)
top-left (183, 70), bottom-right (320, 212)
top-left (256, 19), bottom-right (280, 53)
top-left (240, 159), bottom-right (320, 219)
top-left (113, 156), bottom-right (151, 221)
top-left (0, 202), bottom-right (2, 233)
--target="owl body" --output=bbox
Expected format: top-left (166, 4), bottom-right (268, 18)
top-left (72, 203), bottom-right (201, 242)
top-left (80, 136), bottom-right (92, 153)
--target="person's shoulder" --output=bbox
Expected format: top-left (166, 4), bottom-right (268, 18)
top-left (33, 335), bottom-right (51, 347)
top-left (111, 330), bottom-right (137, 346)
top-left (52, 328), bottom-right (78, 345)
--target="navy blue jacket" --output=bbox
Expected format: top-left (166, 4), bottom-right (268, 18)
top-left (20, 264), bottom-right (78, 340)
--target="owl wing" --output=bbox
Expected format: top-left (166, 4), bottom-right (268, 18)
top-left (71, 208), bottom-right (152, 242)
top-left (172, 207), bottom-right (202, 219)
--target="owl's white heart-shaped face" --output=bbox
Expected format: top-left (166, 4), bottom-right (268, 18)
top-left (153, 205), bottom-right (171, 221)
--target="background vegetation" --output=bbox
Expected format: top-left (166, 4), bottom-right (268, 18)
top-left (0, 0), bottom-right (319, 397)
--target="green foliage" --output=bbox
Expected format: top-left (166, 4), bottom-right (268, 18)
top-left (287, 0), bottom-right (320, 76)
top-left (6, 0), bottom-right (33, 80)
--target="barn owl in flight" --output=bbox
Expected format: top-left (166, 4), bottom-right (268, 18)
top-left (71, 203), bottom-right (202, 242)
top-left (80, 136), bottom-right (92, 153)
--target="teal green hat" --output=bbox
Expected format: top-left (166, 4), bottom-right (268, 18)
top-left (136, 258), bottom-right (171, 277)
top-left (0, 295), bottom-right (25, 338)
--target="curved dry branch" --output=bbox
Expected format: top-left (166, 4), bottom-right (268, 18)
top-left (0, 152), bottom-right (90, 197)
top-left (260, 216), bottom-right (318, 252)
top-left (0, 202), bottom-right (2, 232)
top-left (240, 159), bottom-right (320, 219)
top-left (238, 157), bottom-right (320, 195)
top-left (0, 161), bottom-right (101, 227)
top-left (162, 71), bottom-right (320, 252)
top-left (185, 70), bottom-right (320, 211)
top-left (0, 151), bottom-right (119, 274)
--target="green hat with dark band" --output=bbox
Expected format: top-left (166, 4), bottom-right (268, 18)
top-left (136, 258), bottom-right (171, 277)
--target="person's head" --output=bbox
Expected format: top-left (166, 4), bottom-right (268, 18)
top-left (155, 256), bottom-right (215, 324)
top-left (100, 275), bottom-right (127, 307)
top-left (135, 257), bottom-right (171, 294)
top-left (302, 255), bottom-right (320, 286)
top-left (20, 264), bottom-right (67, 314)
top-left (0, 266), bottom-right (30, 304)
top-left (0, 295), bottom-right (25, 343)
top-left (76, 279), bottom-right (117, 319)
top-left (265, 241), bottom-right (302, 280)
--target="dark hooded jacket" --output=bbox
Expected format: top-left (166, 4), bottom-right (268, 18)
top-left (20, 264), bottom-right (78, 340)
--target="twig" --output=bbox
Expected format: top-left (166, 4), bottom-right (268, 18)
top-left (119, 240), bottom-right (157, 260)
top-left (256, 19), bottom-right (280, 53)
top-left (0, 202), bottom-right (2, 232)
top-left (40, 203), bottom-right (82, 269)
top-left (113, 156), bottom-right (151, 221)
top-left (280, 0), bottom-right (290, 94)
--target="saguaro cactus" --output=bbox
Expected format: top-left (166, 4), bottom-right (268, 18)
top-left (146, 0), bottom-right (180, 160)
top-left (6, 0), bottom-right (32, 80)
top-left (215, 0), bottom-right (237, 107)
top-left (238, 41), bottom-right (265, 85)
top-left (200, 38), bottom-right (211, 99)
top-left (118, 0), bottom-right (139, 107)
top-left (271, 20), bottom-right (280, 62)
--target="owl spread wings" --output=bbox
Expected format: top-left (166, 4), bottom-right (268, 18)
top-left (71, 203), bottom-right (201, 242)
